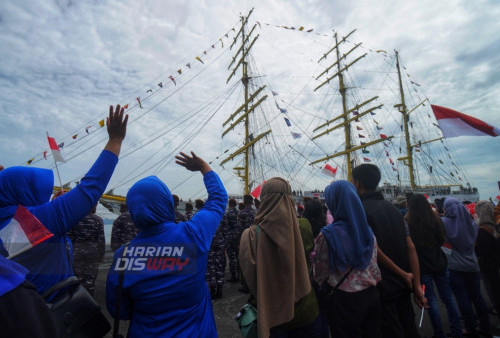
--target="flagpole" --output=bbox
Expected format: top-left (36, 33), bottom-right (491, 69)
top-left (46, 131), bottom-right (64, 192)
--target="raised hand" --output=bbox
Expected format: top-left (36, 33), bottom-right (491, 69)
top-left (175, 152), bottom-right (211, 174)
top-left (107, 104), bottom-right (128, 141)
top-left (104, 104), bottom-right (128, 156)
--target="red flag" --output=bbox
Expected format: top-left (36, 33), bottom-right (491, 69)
top-left (47, 136), bottom-right (65, 163)
top-left (0, 205), bottom-right (53, 258)
top-left (322, 164), bottom-right (338, 177)
top-left (432, 105), bottom-right (499, 137)
top-left (363, 157), bottom-right (371, 162)
top-left (380, 134), bottom-right (388, 139)
top-left (169, 75), bottom-right (176, 86)
top-left (123, 104), bottom-right (129, 109)
top-left (251, 181), bottom-right (267, 199)
top-left (72, 134), bottom-right (78, 140)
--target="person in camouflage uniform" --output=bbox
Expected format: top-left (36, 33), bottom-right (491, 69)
top-left (238, 194), bottom-right (256, 293)
top-left (173, 194), bottom-right (188, 223)
top-left (206, 221), bottom-right (226, 300)
top-left (224, 199), bottom-right (240, 282)
top-left (67, 205), bottom-right (105, 296)
top-left (111, 203), bottom-right (138, 252)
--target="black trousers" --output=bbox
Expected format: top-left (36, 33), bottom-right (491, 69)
top-left (378, 292), bottom-right (420, 338)
top-left (321, 286), bottom-right (381, 338)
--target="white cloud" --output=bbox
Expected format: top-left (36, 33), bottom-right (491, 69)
top-left (1, 0), bottom-right (499, 201)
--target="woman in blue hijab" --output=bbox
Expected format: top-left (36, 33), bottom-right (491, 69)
top-left (0, 105), bottom-right (128, 297)
top-left (106, 152), bottom-right (228, 338)
top-left (312, 180), bottom-right (381, 337)
top-left (442, 197), bottom-right (491, 336)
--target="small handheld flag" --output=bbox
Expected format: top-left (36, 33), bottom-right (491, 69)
top-left (322, 164), bottom-right (338, 177)
top-left (0, 205), bottom-right (53, 258)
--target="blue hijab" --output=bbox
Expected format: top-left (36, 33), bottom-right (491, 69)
top-left (321, 180), bottom-right (374, 273)
top-left (126, 176), bottom-right (175, 228)
top-left (442, 197), bottom-right (478, 253)
top-left (0, 167), bottom-right (54, 225)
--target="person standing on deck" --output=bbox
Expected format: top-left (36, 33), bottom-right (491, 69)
top-left (224, 198), bottom-right (241, 282)
top-left (238, 194), bottom-right (256, 293)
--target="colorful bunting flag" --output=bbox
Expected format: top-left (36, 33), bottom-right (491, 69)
top-left (389, 158), bottom-right (394, 165)
top-left (353, 111), bottom-right (359, 116)
top-left (307, 29), bottom-right (313, 32)
top-left (362, 149), bottom-right (369, 154)
top-left (158, 82), bottom-right (163, 88)
top-left (370, 112), bottom-right (376, 116)
top-left (123, 104), bottom-right (129, 109)
top-left (137, 97), bottom-right (143, 109)
top-left (186, 63), bottom-right (191, 69)
top-left (380, 134), bottom-right (388, 139)
top-left (280, 108), bottom-right (287, 114)
top-left (99, 119), bottom-right (105, 128)
top-left (58, 142), bottom-right (64, 148)
top-left (27, 158), bottom-right (34, 165)
top-left (203, 50), bottom-right (207, 55)
top-left (385, 150), bottom-right (389, 156)
top-left (195, 56), bottom-right (204, 64)
top-left (360, 142), bottom-right (366, 145)
top-left (358, 134), bottom-right (365, 138)
top-left (85, 125), bottom-right (92, 134)
top-left (168, 75), bottom-right (176, 86)
top-left (363, 157), bottom-right (371, 162)
top-left (0, 205), bottom-right (54, 258)
top-left (177, 69), bottom-right (182, 74)
top-left (298, 26), bottom-right (304, 31)
top-left (219, 38), bottom-right (224, 48)
top-left (147, 89), bottom-right (153, 94)
top-left (392, 166), bottom-right (398, 172)
top-left (374, 119), bottom-right (379, 125)
top-left (272, 91), bottom-right (279, 96)
top-left (356, 126), bottom-right (363, 131)
top-left (284, 118), bottom-right (291, 127)
top-left (72, 134), bottom-right (78, 140)
top-left (376, 126), bottom-right (383, 130)
top-left (43, 151), bottom-right (47, 160)
top-left (291, 132), bottom-right (302, 139)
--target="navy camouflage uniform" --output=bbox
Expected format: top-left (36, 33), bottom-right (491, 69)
top-left (224, 207), bottom-right (240, 277)
top-left (239, 206), bottom-right (256, 232)
top-left (67, 213), bottom-right (105, 296)
top-left (111, 211), bottom-right (138, 252)
top-left (206, 222), bottom-right (226, 298)
top-left (175, 210), bottom-right (188, 223)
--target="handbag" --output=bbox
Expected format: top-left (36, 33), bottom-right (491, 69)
top-left (314, 268), bottom-right (353, 311)
top-left (43, 276), bottom-right (111, 338)
top-left (235, 302), bottom-right (258, 338)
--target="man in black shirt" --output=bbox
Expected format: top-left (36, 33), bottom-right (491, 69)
top-left (352, 164), bottom-right (425, 338)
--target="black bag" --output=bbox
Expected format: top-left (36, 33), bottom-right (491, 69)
top-left (313, 268), bottom-right (353, 311)
top-left (43, 276), bottom-right (111, 338)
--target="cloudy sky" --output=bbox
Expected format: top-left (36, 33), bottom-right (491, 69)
top-left (1, 0), bottom-right (499, 206)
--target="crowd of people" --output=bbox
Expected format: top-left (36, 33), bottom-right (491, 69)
top-left (1, 105), bottom-right (500, 337)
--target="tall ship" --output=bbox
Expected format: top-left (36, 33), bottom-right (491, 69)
top-left (31, 8), bottom-right (478, 215)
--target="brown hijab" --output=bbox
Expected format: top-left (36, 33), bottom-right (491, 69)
top-left (239, 177), bottom-right (311, 337)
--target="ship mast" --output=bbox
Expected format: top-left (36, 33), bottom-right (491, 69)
top-left (221, 8), bottom-right (271, 194)
top-left (311, 31), bottom-right (386, 181)
top-left (395, 51), bottom-right (416, 189)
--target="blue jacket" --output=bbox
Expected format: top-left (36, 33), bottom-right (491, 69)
top-left (0, 150), bottom-right (118, 294)
top-left (106, 171), bottom-right (227, 337)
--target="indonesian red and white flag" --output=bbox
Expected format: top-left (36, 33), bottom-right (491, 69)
top-left (47, 136), bottom-right (66, 162)
top-left (251, 181), bottom-right (267, 199)
top-left (322, 164), bottom-right (338, 177)
top-left (431, 105), bottom-right (500, 138)
top-left (0, 205), bottom-right (53, 258)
